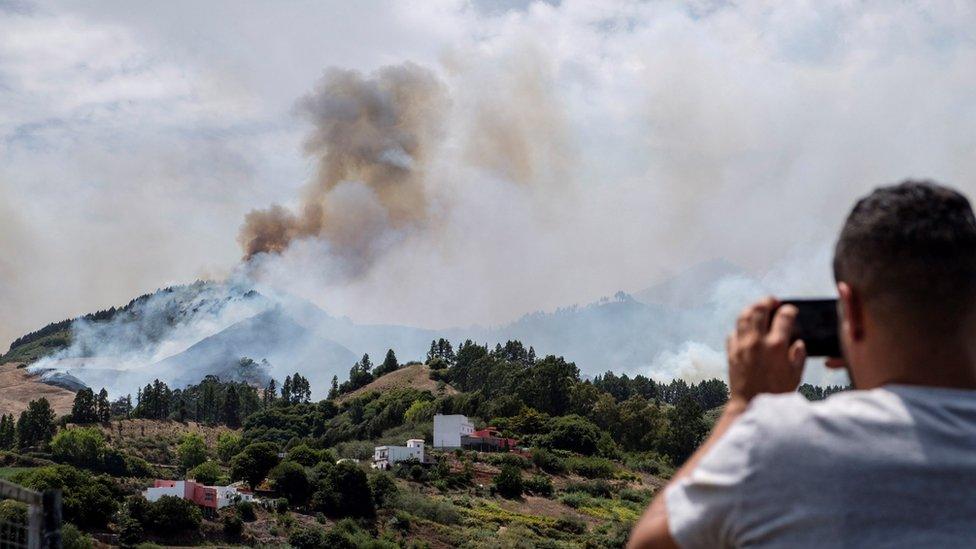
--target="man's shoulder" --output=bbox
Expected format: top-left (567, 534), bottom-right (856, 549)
top-left (740, 389), bottom-right (904, 455)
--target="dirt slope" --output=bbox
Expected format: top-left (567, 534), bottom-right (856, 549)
top-left (0, 362), bottom-right (76, 417)
top-left (339, 363), bottom-right (457, 402)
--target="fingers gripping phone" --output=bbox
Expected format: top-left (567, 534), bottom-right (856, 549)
top-left (777, 299), bottom-right (841, 358)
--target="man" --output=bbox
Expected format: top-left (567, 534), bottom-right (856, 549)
top-left (629, 180), bottom-right (976, 548)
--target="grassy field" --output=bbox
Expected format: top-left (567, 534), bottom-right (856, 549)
top-left (0, 467), bottom-right (33, 480)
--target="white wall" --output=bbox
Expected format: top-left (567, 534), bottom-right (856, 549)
top-left (144, 482), bottom-right (184, 503)
top-left (433, 414), bottom-right (473, 448)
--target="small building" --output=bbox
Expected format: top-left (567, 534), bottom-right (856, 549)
top-left (144, 480), bottom-right (254, 510)
top-left (373, 439), bottom-right (425, 470)
top-left (462, 427), bottom-right (519, 452)
top-left (433, 414), bottom-right (474, 448)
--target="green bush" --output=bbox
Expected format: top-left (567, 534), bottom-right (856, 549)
top-left (286, 444), bottom-right (320, 466)
top-left (143, 495), bottom-right (202, 534)
top-left (370, 471), bottom-right (399, 508)
top-left (485, 453), bottom-right (531, 469)
top-left (222, 514), bottom-right (243, 539)
top-left (620, 488), bottom-right (654, 505)
top-left (268, 461), bottom-right (311, 505)
top-left (531, 448), bottom-right (566, 474)
top-left (540, 415), bottom-right (602, 455)
top-left (311, 461), bottom-right (375, 518)
top-left (178, 433), bottom-right (208, 472)
top-left (563, 479), bottom-right (614, 498)
top-left (395, 491), bottom-right (460, 525)
top-left (566, 456), bottom-right (617, 479)
top-left (236, 500), bottom-right (257, 522)
top-left (558, 492), bottom-right (589, 509)
top-left (555, 515), bottom-right (587, 534)
top-left (289, 526), bottom-right (327, 549)
top-left (230, 442), bottom-right (280, 489)
top-left (216, 432), bottom-right (243, 464)
top-left (50, 427), bottom-right (105, 468)
top-left (188, 460), bottom-right (222, 485)
top-left (61, 522), bottom-right (94, 549)
top-left (493, 465), bottom-right (523, 499)
top-left (523, 474), bottom-right (554, 497)
top-left (12, 464), bottom-right (118, 528)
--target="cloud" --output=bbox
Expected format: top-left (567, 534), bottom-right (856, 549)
top-left (2, 0), bottom-right (976, 385)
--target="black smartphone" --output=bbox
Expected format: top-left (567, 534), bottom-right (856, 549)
top-left (777, 298), bottom-right (841, 358)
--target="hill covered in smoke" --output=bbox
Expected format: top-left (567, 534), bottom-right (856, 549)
top-left (2, 259), bottom-right (769, 398)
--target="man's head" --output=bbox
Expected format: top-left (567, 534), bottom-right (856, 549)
top-left (832, 180), bottom-right (976, 387)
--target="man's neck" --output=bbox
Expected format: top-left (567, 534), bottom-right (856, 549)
top-left (857, 335), bottom-right (976, 390)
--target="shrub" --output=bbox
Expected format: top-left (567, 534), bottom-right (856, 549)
top-left (216, 432), bottom-right (243, 464)
top-left (566, 456), bottom-right (617, 479)
top-left (395, 491), bottom-right (460, 525)
top-left (370, 471), bottom-right (399, 508)
top-left (486, 453), bottom-right (531, 469)
top-left (286, 444), bottom-right (320, 466)
top-left (493, 465), bottom-right (523, 499)
top-left (620, 488), bottom-right (654, 505)
top-left (222, 514), bottom-right (243, 539)
top-left (188, 460), bottom-right (222, 485)
top-left (523, 474), bottom-right (554, 497)
top-left (558, 492), bottom-right (589, 509)
top-left (268, 461), bottom-right (311, 505)
top-left (61, 522), bottom-right (94, 549)
top-left (563, 479), bottom-right (613, 498)
top-left (531, 448), bottom-right (566, 474)
top-left (50, 427), bottom-right (105, 468)
top-left (12, 464), bottom-right (118, 528)
top-left (144, 495), bottom-right (202, 534)
top-left (274, 497), bottom-right (289, 513)
top-left (236, 500), bottom-right (257, 522)
top-left (541, 415), bottom-right (601, 455)
top-left (555, 515), bottom-right (587, 534)
top-left (178, 433), bottom-right (208, 472)
top-left (289, 526), bottom-right (326, 549)
top-left (311, 461), bottom-right (375, 518)
top-left (230, 442), bottom-right (280, 489)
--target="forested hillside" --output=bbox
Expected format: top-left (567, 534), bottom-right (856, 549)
top-left (0, 337), bottom-right (844, 547)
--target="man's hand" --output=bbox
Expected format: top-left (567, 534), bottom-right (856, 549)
top-left (726, 297), bottom-right (807, 404)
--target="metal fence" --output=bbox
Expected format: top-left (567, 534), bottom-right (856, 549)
top-left (0, 480), bottom-right (60, 549)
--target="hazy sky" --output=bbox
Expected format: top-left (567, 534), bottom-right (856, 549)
top-left (2, 0), bottom-right (975, 350)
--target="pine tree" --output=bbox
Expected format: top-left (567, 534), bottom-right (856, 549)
top-left (262, 379), bottom-right (277, 407)
top-left (16, 398), bottom-right (56, 449)
top-left (71, 388), bottom-right (97, 423)
top-left (0, 414), bottom-right (15, 450)
top-left (96, 388), bottom-right (111, 423)
top-left (222, 384), bottom-right (241, 427)
top-left (328, 375), bottom-right (339, 400)
top-left (376, 349), bottom-right (399, 377)
top-left (281, 375), bottom-right (293, 405)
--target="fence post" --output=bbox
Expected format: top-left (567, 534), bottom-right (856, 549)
top-left (42, 490), bottom-right (61, 549)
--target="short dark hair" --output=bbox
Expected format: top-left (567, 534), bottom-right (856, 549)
top-left (834, 180), bottom-right (976, 326)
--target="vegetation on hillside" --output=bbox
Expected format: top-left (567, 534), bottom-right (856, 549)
top-left (0, 336), bottom-right (849, 547)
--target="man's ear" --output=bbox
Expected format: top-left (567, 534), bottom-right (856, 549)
top-left (837, 281), bottom-right (865, 343)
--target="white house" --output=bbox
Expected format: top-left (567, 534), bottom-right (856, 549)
top-left (373, 439), bottom-right (425, 470)
top-left (433, 414), bottom-right (474, 448)
top-left (144, 479), bottom-right (254, 510)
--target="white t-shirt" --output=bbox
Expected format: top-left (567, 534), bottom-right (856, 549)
top-left (666, 386), bottom-right (976, 548)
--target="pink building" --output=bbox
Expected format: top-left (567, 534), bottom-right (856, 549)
top-left (144, 479), bottom-right (253, 510)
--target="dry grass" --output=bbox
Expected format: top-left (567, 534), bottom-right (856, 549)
top-left (0, 362), bottom-right (76, 417)
top-left (338, 363), bottom-right (458, 402)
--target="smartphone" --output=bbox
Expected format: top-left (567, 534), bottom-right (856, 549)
top-left (777, 298), bottom-right (841, 358)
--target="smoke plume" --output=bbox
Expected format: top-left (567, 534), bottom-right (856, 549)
top-left (238, 63), bottom-right (448, 276)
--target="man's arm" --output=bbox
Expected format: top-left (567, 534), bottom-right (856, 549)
top-left (627, 297), bottom-right (806, 549)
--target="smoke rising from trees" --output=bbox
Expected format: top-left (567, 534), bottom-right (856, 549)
top-left (238, 63), bottom-right (449, 277)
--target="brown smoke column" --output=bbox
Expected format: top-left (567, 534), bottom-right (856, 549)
top-left (238, 62), bottom-right (447, 275)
